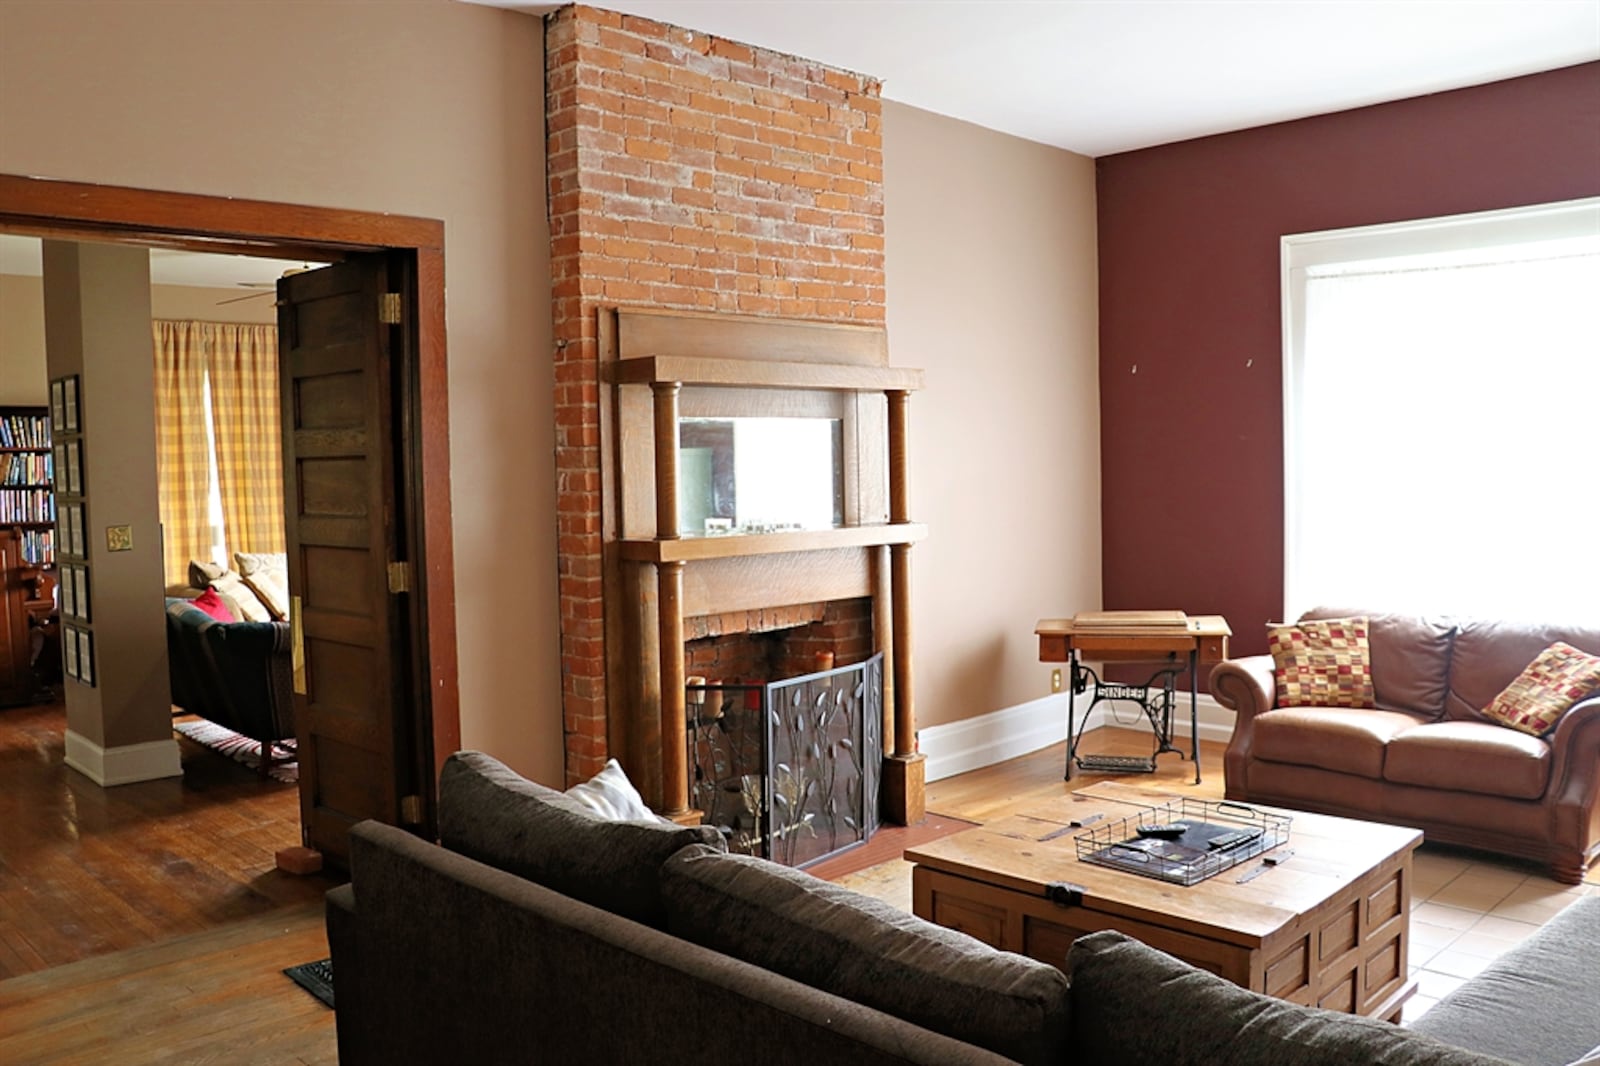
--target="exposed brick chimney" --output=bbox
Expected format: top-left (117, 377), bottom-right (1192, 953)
top-left (545, 4), bottom-right (885, 784)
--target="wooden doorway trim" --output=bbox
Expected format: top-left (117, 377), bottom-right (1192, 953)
top-left (0, 173), bottom-right (461, 786)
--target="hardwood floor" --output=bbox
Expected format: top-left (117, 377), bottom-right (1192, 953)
top-left (929, 720), bottom-right (1227, 817)
top-left (0, 903), bottom-right (335, 1066)
top-left (0, 700), bottom-right (339, 979)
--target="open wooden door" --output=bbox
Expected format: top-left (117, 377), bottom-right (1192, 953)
top-left (278, 254), bottom-right (424, 866)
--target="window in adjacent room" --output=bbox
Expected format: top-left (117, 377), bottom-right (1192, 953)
top-left (152, 321), bottom-right (285, 588)
top-left (1281, 198), bottom-right (1600, 622)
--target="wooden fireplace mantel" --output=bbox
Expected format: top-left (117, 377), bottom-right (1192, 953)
top-left (599, 307), bottom-right (927, 828)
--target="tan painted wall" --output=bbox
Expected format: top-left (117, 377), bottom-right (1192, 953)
top-left (0, 1), bottom-right (561, 783)
top-left (42, 241), bottom-right (171, 754)
top-left (2, 274), bottom-right (277, 406)
top-left (150, 283), bottom-right (279, 325)
top-left (1, 274), bottom-right (48, 404)
top-left (882, 101), bottom-right (1101, 729)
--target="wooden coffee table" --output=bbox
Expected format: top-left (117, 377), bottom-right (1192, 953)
top-left (906, 782), bottom-right (1422, 1021)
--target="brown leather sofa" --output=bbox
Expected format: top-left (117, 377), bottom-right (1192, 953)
top-left (1211, 608), bottom-right (1600, 883)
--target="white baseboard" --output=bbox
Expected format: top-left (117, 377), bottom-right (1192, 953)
top-left (64, 730), bottom-right (183, 786)
top-left (919, 692), bottom-right (1235, 784)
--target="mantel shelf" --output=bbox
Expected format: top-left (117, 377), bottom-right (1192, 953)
top-left (618, 522), bottom-right (928, 563)
top-left (610, 355), bottom-right (924, 392)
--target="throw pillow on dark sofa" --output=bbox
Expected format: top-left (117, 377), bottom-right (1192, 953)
top-left (436, 750), bottom-right (724, 929)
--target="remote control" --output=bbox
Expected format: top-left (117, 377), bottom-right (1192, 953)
top-left (1207, 828), bottom-right (1263, 851)
top-left (1135, 822), bottom-right (1188, 839)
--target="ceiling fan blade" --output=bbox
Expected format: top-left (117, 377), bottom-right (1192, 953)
top-left (215, 290), bottom-right (275, 306)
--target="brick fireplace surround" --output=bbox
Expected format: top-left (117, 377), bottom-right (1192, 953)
top-left (546, 7), bottom-right (903, 803)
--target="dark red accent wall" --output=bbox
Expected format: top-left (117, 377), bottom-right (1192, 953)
top-left (1096, 62), bottom-right (1600, 663)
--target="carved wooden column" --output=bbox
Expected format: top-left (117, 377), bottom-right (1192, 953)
top-left (872, 544), bottom-right (893, 755)
top-left (652, 382), bottom-right (693, 820)
top-left (883, 389), bottom-right (925, 823)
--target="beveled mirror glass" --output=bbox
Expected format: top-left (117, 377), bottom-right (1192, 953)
top-left (678, 417), bottom-right (843, 535)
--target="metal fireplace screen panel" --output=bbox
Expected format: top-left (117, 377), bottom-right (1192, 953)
top-left (686, 653), bottom-right (882, 867)
top-left (687, 684), bottom-right (767, 857)
top-left (1074, 798), bottom-right (1290, 886)
top-left (767, 652), bottom-right (884, 868)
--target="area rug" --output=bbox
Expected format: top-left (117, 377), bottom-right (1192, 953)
top-left (173, 718), bottom-right (298, 784)
top-left (284, 958), bottom-right (335, 1009)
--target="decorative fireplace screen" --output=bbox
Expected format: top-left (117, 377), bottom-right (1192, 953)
top-left (687, 653), bottom-right (883, 867)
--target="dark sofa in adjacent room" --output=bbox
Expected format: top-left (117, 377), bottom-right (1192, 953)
top-left (164, 597), bottom-right (294, 769)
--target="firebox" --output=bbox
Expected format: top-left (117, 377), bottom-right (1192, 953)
top-left (688, 654), bottom-right (883, 867)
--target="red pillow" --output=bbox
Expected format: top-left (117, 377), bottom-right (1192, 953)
top-left (190, 586), bottom-right (237, 623)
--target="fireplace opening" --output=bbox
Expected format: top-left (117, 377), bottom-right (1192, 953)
top-left (688, 655), bottom-right (883, 868)
top-left (684, 598), bottom-right (882, 867)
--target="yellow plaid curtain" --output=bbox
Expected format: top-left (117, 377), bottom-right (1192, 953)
top-left (208, 323), bottom-right (285, 557)
top-left (152, 321), bottom-right (214, 586)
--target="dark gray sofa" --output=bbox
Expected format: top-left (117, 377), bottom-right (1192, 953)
top-left (326, 751), bottom-right (1599, 1065)
top-left (164, 597), bottom-right (294, 762)
top-left (1410, 893), bottom-right (1600, 1066)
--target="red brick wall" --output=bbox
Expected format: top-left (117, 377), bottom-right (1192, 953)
top-left (685, 598), bottom-right (875, 684)
top-left (545, 5), bottom-right (884, 783)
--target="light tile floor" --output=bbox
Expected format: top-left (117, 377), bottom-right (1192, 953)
top-left (1401, 847), bottom-right (1594, 1023)
top-left (833, 843), bottom-right (1594, 1026)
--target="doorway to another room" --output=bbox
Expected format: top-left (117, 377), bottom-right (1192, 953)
top-left (0, 174), bottom-right (461, 976)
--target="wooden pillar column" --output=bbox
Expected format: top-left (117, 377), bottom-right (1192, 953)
top-left (872, 544), bottom-right (893, 755)
top-left (652, 383), bottom-right (693, 820)
top-left (883, 389), bottom-right (925, 824)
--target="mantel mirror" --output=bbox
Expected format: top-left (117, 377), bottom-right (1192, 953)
top-left (678, 416), bottom-right (844, 536)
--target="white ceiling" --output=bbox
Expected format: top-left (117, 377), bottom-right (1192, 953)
top-left (469, 0), bottom-right (1600, 156)
top-left (5, 3), bottom-right (1592, 285)
top-left (0, 236), bottom-right (312, 289)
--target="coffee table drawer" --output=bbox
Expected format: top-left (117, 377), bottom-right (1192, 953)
top-left (915, 865), bottom-right (1254, 985)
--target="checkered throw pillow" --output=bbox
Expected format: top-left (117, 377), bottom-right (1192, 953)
top-left (1484, 641), bottom-right (1600, 737)
top-left (1267, 617), bottom-right (1376, 709)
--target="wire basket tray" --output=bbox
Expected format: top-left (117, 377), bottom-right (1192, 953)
top-left (1074, 798), bottom-right (1291, 886)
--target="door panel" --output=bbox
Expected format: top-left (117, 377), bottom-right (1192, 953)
top-left (278, 255), bottom-right (413, 865)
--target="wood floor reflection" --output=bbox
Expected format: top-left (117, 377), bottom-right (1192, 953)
top-left (0, 699), bottom-right (338, 979)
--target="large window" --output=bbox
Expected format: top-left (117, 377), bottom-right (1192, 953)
top-left (1282, 199), bottom-right (1600, 623)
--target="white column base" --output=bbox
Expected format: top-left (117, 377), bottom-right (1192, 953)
top-left (64, 729), bottom-right (183, 786)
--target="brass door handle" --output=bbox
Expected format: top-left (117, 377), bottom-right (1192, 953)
top-left (291, 594), bottom-right (306, 695)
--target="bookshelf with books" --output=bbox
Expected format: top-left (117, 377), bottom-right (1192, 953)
top-left (0, 405), bottom-right (55, 566)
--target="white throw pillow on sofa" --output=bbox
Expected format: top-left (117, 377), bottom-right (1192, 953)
top-left (564, 758), bottom-right (662, 822)
top-left (210, 570), bottom-right (273, 623)
top-left (234, 551), bottom-right (291, 620)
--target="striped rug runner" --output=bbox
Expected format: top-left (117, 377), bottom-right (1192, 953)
top-left (173, 719), bottom-right (298, 784)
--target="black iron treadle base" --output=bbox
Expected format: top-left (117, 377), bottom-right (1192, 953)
top-left (1076, 754), bottom-right (1157, 773)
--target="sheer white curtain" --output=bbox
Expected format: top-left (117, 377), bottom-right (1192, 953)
top-left (1290, 231), bottom-right (1600, 623)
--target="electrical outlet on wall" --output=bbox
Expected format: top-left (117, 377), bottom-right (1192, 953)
top-left (1050, 668), bottom-right (1063, 693)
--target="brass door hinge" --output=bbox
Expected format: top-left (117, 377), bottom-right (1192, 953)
top-left (400, 795), bottom-right (423, 825)
top-left (387, 561), bottom-right (412, 594)
top-left (379, 292), bottom-right (403, 325)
